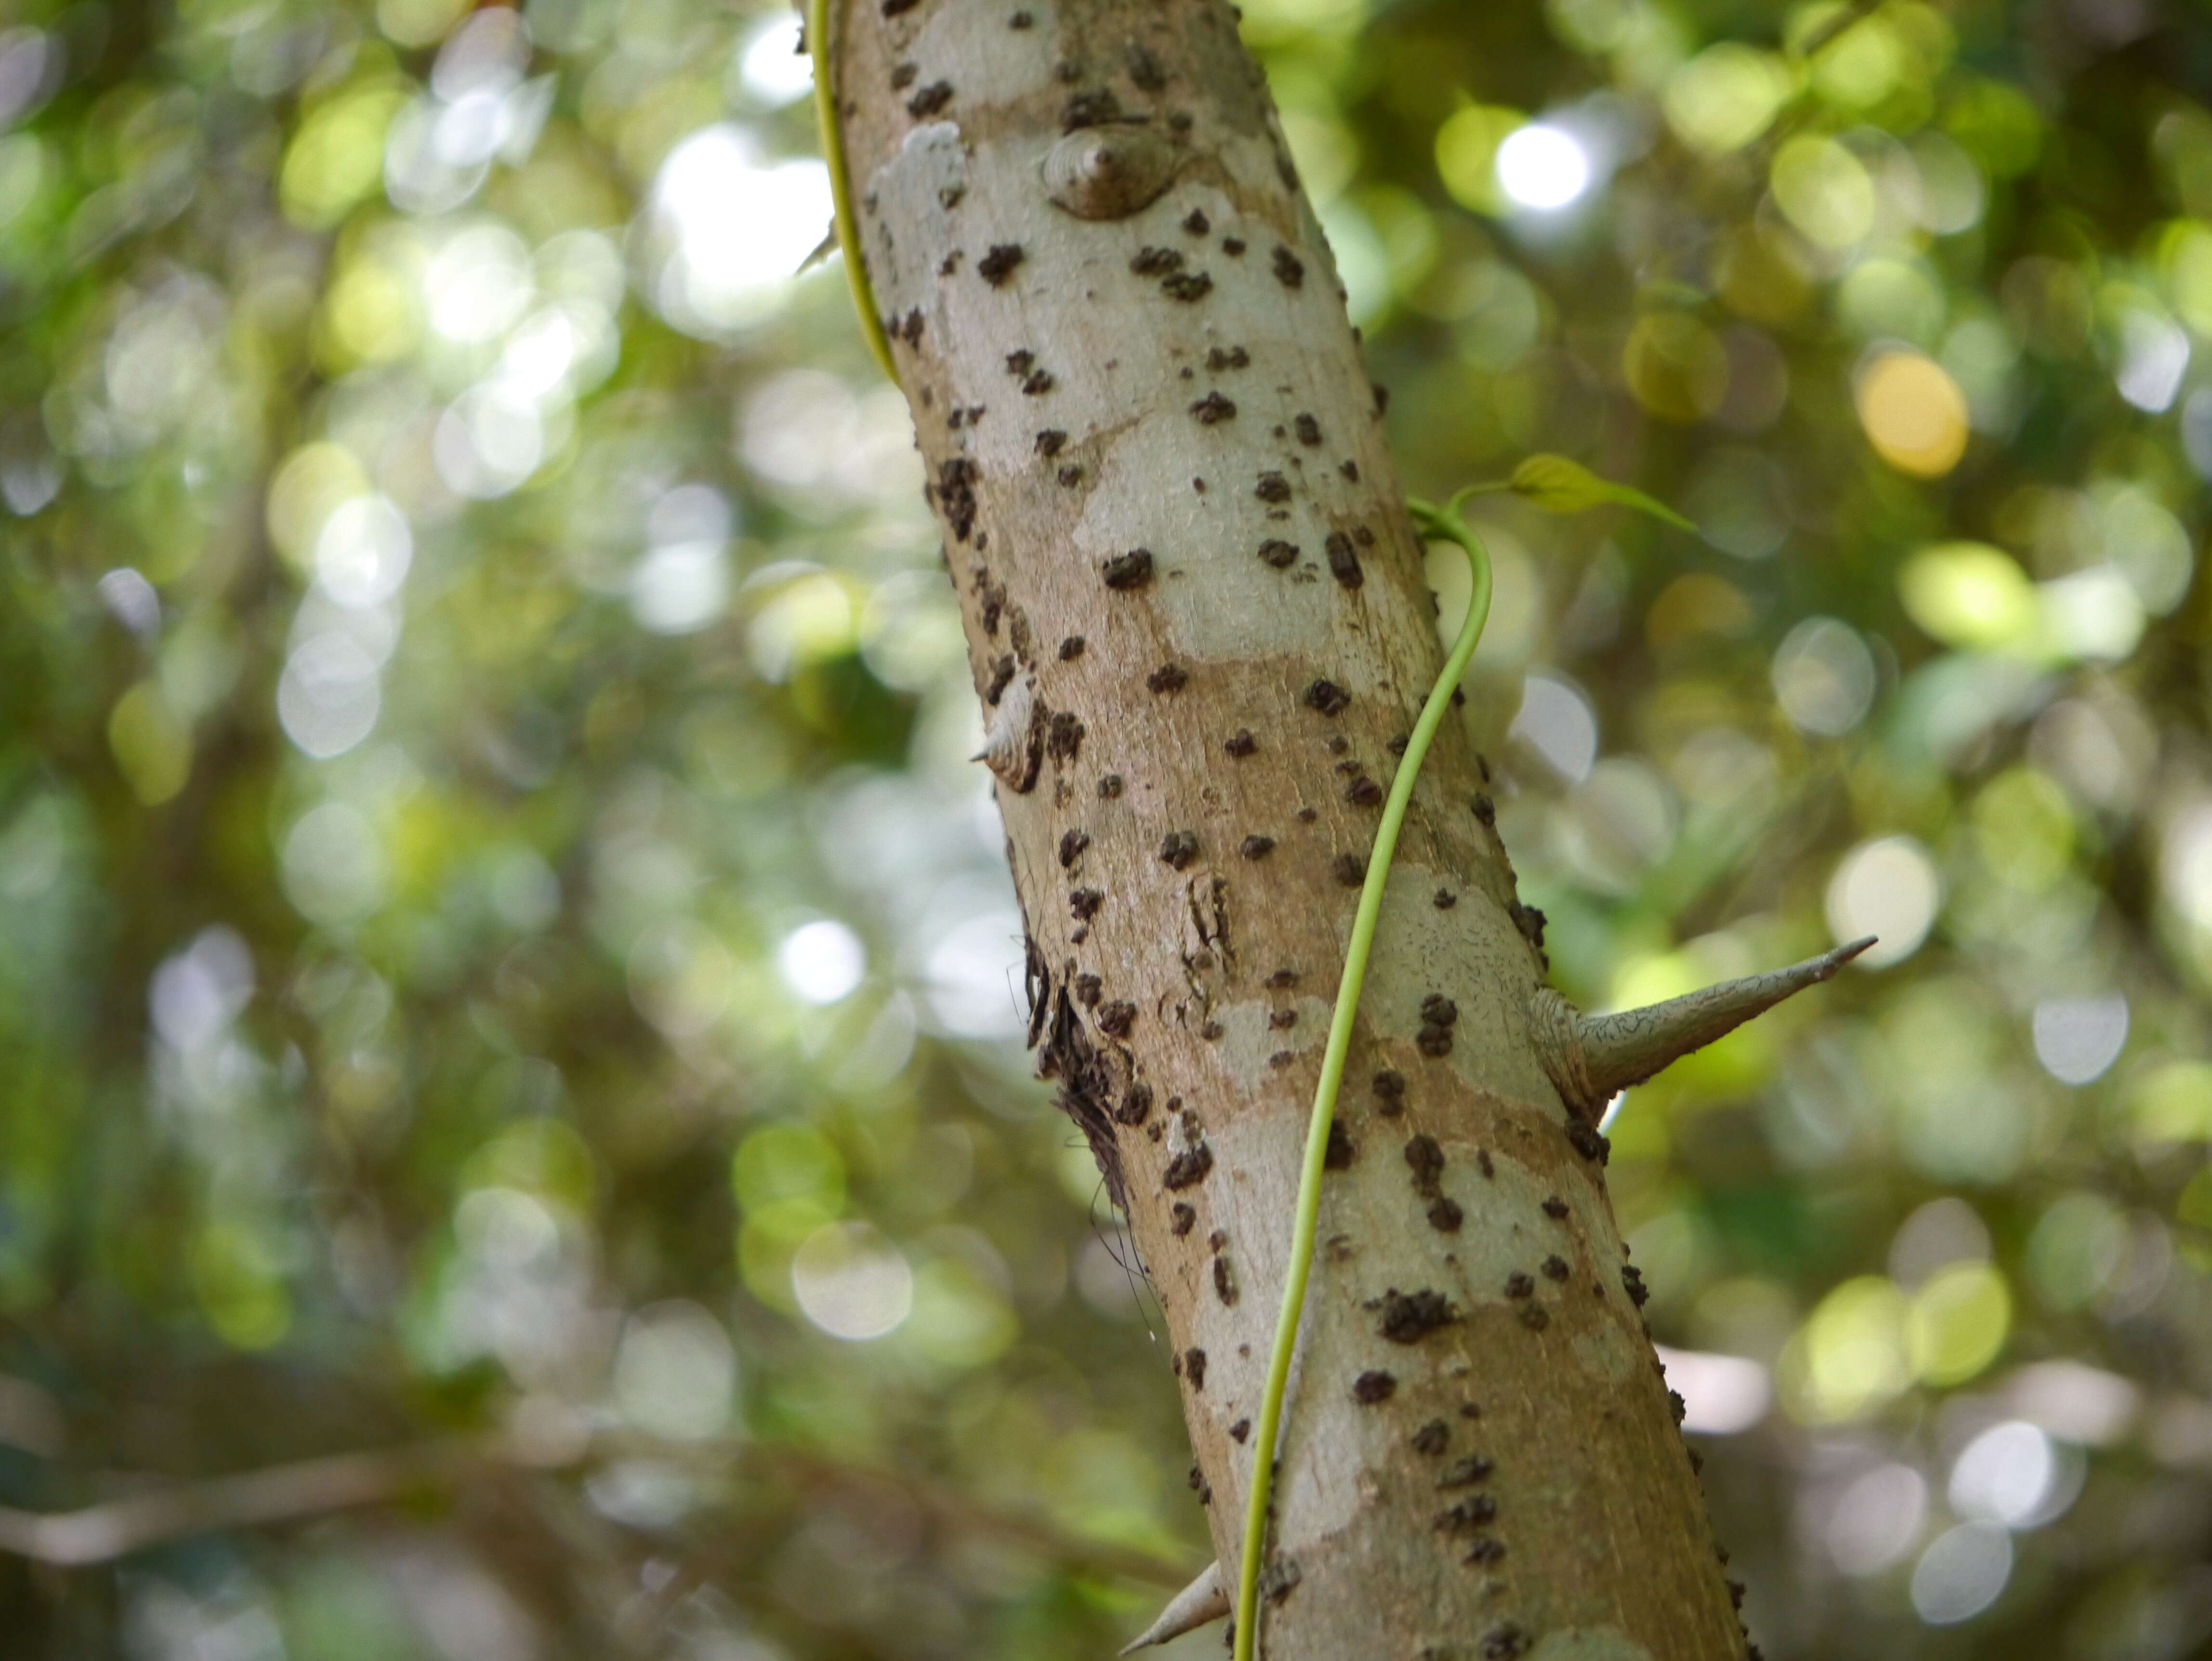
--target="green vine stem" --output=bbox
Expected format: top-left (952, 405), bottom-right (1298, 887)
top-left (1231, 494), bottom-right (1494, 1661)
top-left (809, 0), bottom-right (900, 384)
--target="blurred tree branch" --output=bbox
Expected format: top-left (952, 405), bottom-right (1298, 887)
top-left (0, 1426), bottom-right (1195, 1587)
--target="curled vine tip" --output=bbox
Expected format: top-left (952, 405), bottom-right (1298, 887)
top-left (1120, 1561), bottom-right (1226, 1654)
top-left (1529, 936), bottom-right (1877, 1121)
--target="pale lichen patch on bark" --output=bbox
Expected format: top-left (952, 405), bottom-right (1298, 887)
top-left (1272, 1380), bottom-right (1371, 1542)
top-left (1207, 994), bottom-right (1329, 1091)
top-left (1353, 865), bottom-right (1560, 1111)
top-left (1417, 1148), bottom-right (1559, 1307)
top-left (1567, 1322), bottom-right (1642, 1389)
top-left (863, 120), bottom-right (972, 320)
top-left (907, 0), bottom-right (1046, 107)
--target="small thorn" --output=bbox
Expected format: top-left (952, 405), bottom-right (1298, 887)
top-left (797, 223), bottom-right (840, 275)
top-left (1530, 937), bottom-right (1878, 1120)
top-left (1120, 1560), bottom-right (1226, 1653)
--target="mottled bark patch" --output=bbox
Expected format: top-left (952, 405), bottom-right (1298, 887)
top-left (1405, 1134), bottom-right (1444, 1193)
top-left (1035, 979), bottom-right (1127, 1211)
top-left (1379, 1288), bottom-right (1455, 1343)
top-left (1435, 1494), bottom-right (1498, 1533)
top-left (1325, 531), bottom-right (1363, 588)
top-left (1568, 1120), bottom-right (1611, 1165)
top-left (1438, 1455), bottom-right (1493, 1488)
top-left (1163, 1145), bottom-right (1213, 1189)
top-left (1303, 678), bottom-right (1350, 714)
top-left (1102, 548), bottom-right (1154, 589)
top-left (977, 243), bottom-right (1025, 285)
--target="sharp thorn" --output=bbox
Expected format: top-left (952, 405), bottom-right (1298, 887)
top-left (1119, 1560), bottom-right (1226, 1654)
top-left (1530, 937), bottom-right (1878, 1119)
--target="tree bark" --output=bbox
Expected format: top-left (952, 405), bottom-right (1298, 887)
top-left (827, 4), bottom-right (1745, 1655)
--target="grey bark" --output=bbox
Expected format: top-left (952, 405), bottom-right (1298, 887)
top-left (827, 3), bottom-right (1753, 1655)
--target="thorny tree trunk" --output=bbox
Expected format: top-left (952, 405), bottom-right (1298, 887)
top-left (828, 4), bottom-right (1754, 1656)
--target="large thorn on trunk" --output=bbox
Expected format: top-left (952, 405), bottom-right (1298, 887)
top-left (1119, 1559), bottom-right (1226, 1654)
top-left (1529, 937), bottom-right (1876, 1121)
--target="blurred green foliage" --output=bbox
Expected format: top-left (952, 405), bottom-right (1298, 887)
top-left (3, 0), bottom-right (2212, 1654)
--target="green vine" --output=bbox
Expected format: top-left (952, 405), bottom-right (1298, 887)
top-left (809, 0), bottom-right (900, 384)
top-left (1229, 493), bottom-right (1492, 1661)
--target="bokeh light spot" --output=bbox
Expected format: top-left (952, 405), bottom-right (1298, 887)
top-left (1623, 312), bottom-right (1728, 422)
top-left (791, 1222), bottom-right (913, 1341)
top-left (278, 633), bottom-right (382, 758)
top-left (647, 126), bottom-right (831, 338)
top-left (613, 1301), bottom-right (737, 1437)
top-left (315, 495), bottom-right (413, 609)
top-left (1826, 836), bottom-right (1940, 966)
top-left (1771, 135), bottom-right (1876, 249)
top-left (630, 540), bottom-right (729, 634)
top-left (2163, 802), bottom-right (2212, 928)
top-left (107, 682), bottom-right (191, 805)
top-left (191, 1222), bottom-right (292, 1350)
top-left (1495, 123), bottom-right (1591, 210)
top-left (1509, 671), bottom-right (1598, 782)
top-left (2116, 311), bottom-right (2190, 412)
top-left (282, 801), bottom-right (388, 924)
top-left (778, 919), bottom-right (866, 1005)
top-left (1772, 616), bottom-right (1877, 735)
top-left (2031, 994), bottom-right (2128, 1084)
top-left (1898, 542), bottom-right (2035, 649)
top-left (1825, 1463), bottom-right (1929, 1576)
top-left (1653, 1345), bottom-right (1771, 1434)
top-left (1434, 104), bottom-right (1524, 216)
top-left (1948, 1421), bottom-right (2067, 1529)
top-left (739, 14), bottom-right (814, 105)
top-left (1908, 1262), bottom-right (2010, 1386)
top-left (1856, 350), bottom-right (1970, 477)
top-left (1911, 1523), bottom-right (2012, 1624)
top-left (1783, 1275), bottom-right (1911, 1423)
top-left (2028, 1193), bottom-right (2131, 1311)
top-left (1664, 44), bottom-right (1794, 156)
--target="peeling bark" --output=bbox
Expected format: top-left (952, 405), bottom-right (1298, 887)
top-left (828, 4), bottom-right (1746, 1655)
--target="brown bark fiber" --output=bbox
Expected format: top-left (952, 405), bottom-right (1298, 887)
top-left (829, 3), bottom-right (1746, 1654)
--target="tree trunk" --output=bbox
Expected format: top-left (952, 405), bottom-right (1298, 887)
top-left (827, 4), bottom-right (1747, 1654)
